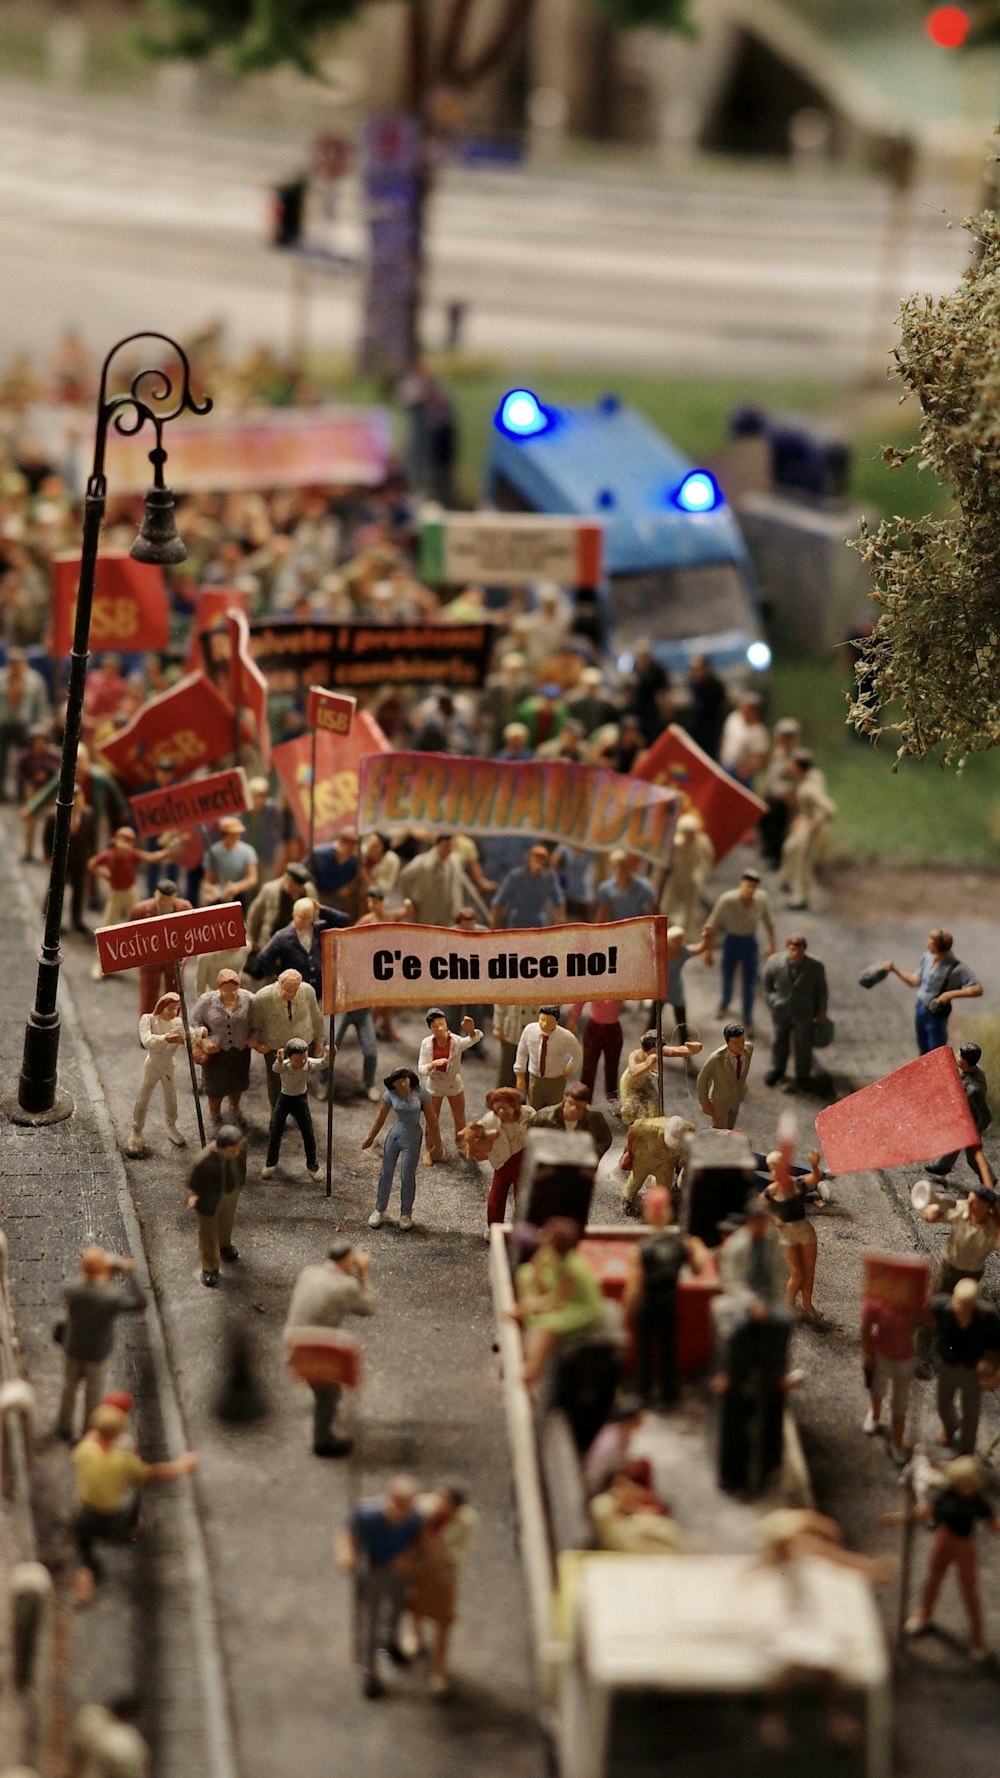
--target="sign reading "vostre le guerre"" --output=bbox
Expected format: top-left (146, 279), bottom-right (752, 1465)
top-left (95, 904), bottom-right (247, 977)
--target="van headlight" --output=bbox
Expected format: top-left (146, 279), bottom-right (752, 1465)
top-left (746, 641), bottom-right (771, 671)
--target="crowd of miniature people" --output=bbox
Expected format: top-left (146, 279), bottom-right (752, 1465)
top-left (7, 340), bottom-right (998, 1736)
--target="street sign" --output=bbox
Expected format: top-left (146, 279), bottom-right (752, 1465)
top-left (129, 768), bottom-right (250, 843)
top-left (306, 686), bottom-right (357, 735)
top-left (312, 133), bottom-right (353, 179)
top-left (95, 903), bottom-right (247, 977)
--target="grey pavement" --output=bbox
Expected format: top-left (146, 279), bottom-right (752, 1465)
top-left (4, 806), bottom-right (1000, 1775)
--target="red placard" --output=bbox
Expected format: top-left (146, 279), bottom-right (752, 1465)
top-left (51, 551), bottom-right (169, 658)
top-left (185, 587), bottom-right (248, 669)
top-left (95, 903), bottom-right (247, 977)
top-left (816, 1047), bottom-right (979, 1176)
top-left (271, 708), bottom-right (391, 845)
top-left (306, 685), bottom-right (357, 736)
top-left (631, 723), bottom-right (766, 862)
top-left (129, 768), bottom-right (249, 842)
top-left (286, 1327), bottom-right (361, 1389)
top-left (99, 672), bottom-right (238, 790)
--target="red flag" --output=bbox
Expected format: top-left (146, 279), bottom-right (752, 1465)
top-left (272, 710), bottom-right (391, 844)
top-left (100, 672), bottom-right (238, 790)
top-left (184, 588), bottom-right (248, 669)
top-left (227, 607), bottom-right (271, 769)
top-left (815, 1048), bottom-right (979, 1176)
top-left (631, 723), bottom-right (766, 861)
top-left (51, 551), bottom-right (169, 657)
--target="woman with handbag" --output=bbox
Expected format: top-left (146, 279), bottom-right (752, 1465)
top-left (190, 968), bottom-right (255, 1134)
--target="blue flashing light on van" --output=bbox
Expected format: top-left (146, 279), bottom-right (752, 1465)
top-left (486, 393), bottom-right (768, 688)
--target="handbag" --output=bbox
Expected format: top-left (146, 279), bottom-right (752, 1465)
top-left (813, 1017), bottom-right (835, 1050)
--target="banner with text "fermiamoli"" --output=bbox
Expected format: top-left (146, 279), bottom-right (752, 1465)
top-left (357, 753), bottom-right (678, 865)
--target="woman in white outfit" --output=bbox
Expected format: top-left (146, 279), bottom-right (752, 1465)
top-left (127, 992), bottom-right (189, 1157)
top-left (417, 1008), bottom-right (482, 1161)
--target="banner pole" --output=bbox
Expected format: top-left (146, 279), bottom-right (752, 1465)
top-left (308, 725), bottom-right (317, 861)
top-left (175, 960), bottom-right (207, 1149)
top-left (655, 998), bottom-right (665, 1116)
top-left (326, 1012), bottom-right (335, 1198)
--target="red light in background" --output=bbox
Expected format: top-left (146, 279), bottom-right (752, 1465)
top-left (926, 5), bottom-right (971, 48)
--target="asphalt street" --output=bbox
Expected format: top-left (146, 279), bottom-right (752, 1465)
top-left (0, 78), bottom-right (977, 375)
top-left (4, 810), bottom-right (1000, 1776)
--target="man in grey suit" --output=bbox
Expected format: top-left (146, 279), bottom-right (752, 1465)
top-left (697, 1023), bottom-right (753, 1129)
top-left (762, 933), bottom-right (829, 1091)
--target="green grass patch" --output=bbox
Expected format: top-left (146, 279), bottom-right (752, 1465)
top-left (770, 655), bottom-right (1000, 866)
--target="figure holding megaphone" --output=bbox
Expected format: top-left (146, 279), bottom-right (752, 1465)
top-left (920, 1170), bottom-right (1000, 1300)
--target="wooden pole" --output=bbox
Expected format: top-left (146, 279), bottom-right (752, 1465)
top-left (895, 1463), bottom-right (917, 1652)
top-left (325, 1012), bottom-right (335, 1198)
top-left (174, 960), bottom-right (206, 1149)
top-left (655, 997), bottom-right (665, 1115)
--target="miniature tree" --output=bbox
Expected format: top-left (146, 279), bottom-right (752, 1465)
top-left (850, 193), bottom-right (1000, 765)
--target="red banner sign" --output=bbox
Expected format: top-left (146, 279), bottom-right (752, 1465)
top-left (129, 768), bottom-right (249, 842)
top-left (272, 709), bottom-right (391, 844)
top-left (631, 724), bottom-right (766, 862)
top-left (185, 587), bottom-right (249, 669)
top-left (95, 903), bottom-right (247, 976)
top-left (200, 608), bottom-right (272, 769)
top-left (51, 551), bottom-right (169, 658)
top-left (307, 686), bottom-right (357, 736)
top-left (99, 672), bottom-right (239, 790)
top-left (815, 1048), bottom-right (979, 1176)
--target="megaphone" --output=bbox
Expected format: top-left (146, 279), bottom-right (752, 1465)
top-left (910, 1177), bottom-right (959, 1215)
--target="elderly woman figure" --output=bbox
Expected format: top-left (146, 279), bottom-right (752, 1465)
top-left (191, 968), bottom-right (255, 1132)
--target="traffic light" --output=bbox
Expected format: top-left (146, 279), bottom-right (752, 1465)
top-left (271, 179), bottom-right (306, 249)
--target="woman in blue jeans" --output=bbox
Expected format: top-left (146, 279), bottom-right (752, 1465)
top-left (362, 1068), bottom-right (430, 1232)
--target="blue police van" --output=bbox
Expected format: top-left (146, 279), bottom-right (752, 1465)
top-left (484, 389), bottom-right (770, 685)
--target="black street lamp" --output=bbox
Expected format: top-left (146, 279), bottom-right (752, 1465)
top-left (9, 333), bottom-right (211, 1124)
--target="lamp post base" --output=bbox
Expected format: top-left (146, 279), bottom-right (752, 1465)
top-left (4, 1088), bottom-right (75, 1127)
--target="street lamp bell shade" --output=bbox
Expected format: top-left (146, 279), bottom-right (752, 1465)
top-left (130, 485), bottom-right (187, 566)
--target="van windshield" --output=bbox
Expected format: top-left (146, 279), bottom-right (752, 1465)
top-left (609, 561), bottom-right (750, 645)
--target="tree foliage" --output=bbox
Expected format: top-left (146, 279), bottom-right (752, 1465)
top-left (849, 203), bottom-right (1000, 766)
top-left (138, 0), bottom-right (694, 79)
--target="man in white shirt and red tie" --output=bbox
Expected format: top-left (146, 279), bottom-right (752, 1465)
top-left (417, 1008), bottom-right (483, 1161)
top-left (514, 1006), bottom-right (583, 1111)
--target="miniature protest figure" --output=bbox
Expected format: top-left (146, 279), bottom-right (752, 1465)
top-left (362, 1068), bottom-right (431, 1231)
top-left (660, 812), bottom-right (714, 941)
top-left (127, 992), bottom-right (188, 1158)
top-left (334, 1474), bottom-right (424, 1698)
top-left (697, 1023), bottom-right (753, 1129)
top-left (567, 997), bottom-right (624, 1106)
top-left (284, 1240), bottom-right (376, 1456)
top-left (664, 924), bottom-right (710, 1048)
top-left (620, 1114), bottom-right (694, 1215)
top-left (886, 1455), bottom-right (1000, 1658)
top-left (509, 1217), bottom-right (604, 1391)
top-left (921, 1178), bottom-right (1000, 1297)
top-left (408, 1484), bottom-right (479, 1694)
top-left (493, 1002), bottom-right (541, 1090)
top-left (928, 1278), bottom-right (1000, 1454)
top-left (88, 825), bottom-right (170, 978)
top-left (879, 926), bottom-right (982, 1055)
top-left (861, 1253), bottom-right (930, 1466)
top-left (589, 1459), bottom-right (683, 1555)
top-left (762, 933), bottom-right (829, 1092)
top-left (245, 860), bottom-right (317, 962)
top-left (202, 815), bottom-right (258, 911)
top-left (262, 1038), bottom-right (329, 1182)
top-left (712, 1196), bottom-right (792, 1495)
top-left (417, 1009), bottom-right (482, 1162)
top-left (925, 1041), bottom-right (993, 1181)
top-left (703, 869), bottom-right (776, 1031)
top-left (618, 1030), bottom-right (702, 1126)
top-left (514, 1006), bottom-right (582, 1111)
top-left (249, 967), bottom-right (324, 1111)
top-left (56, 1248), bottom-right (145, 1442)
top-left (470, 1087), bottom-right (535, 1228)
top-left (533, 1082), bottom-right (614, 1162)
top-left (72, 1403), bottom-right (198, 1605)
top-left (763, 1144), bottom-right (825, 1322)
top-left (622, 1185), bottom-right (708, 1405)
top-left (68, 1695), bottom-right (151, 1778)
top-left (255, 896), bottom-right (349, 998)
top-left (190, 968), bottom-right (254, 1134)
top-left (128, 879), bottom-right (193, 1015)
top-left (779, 749), bottom-right (837, 910)
top-left (186, 1125), bottom-right (247, 1288)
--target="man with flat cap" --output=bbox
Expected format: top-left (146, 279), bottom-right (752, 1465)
top-left (284, 1241), bottom-right (376, 1456)
top-left (245, 859), bottom-right (318, 964)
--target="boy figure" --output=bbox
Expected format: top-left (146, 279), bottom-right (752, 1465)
top-left (262, 1038), bottom-right (330, 1182)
